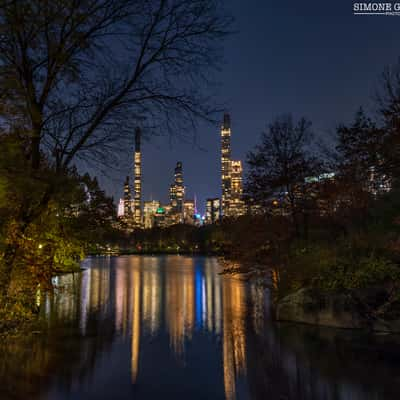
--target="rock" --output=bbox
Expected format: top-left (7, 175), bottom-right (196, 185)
top-left (275, 287), bottom-right (400, 333)
top-left (372, 318), bottom-right (400, 333)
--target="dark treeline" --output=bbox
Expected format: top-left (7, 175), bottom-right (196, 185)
top-left (122, 61), bottom-right (400, 324)
top-left (117, 215), bottom-right (271, 257)
top-left (236, 66), bottom-right (400, 322)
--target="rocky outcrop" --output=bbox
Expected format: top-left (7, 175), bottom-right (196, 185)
top-left (276, 287), bottom-right (400, 333)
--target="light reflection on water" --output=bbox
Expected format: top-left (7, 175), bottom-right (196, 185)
top-left (0, 256), bottom-right (399, 400)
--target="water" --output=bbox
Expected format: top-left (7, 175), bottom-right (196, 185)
top-left (0, 256), bottom-right (399, 400)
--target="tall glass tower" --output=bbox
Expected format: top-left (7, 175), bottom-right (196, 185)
top-left (133, 127), bottom-right (142, 227)
top-left (123, 175), bottom-right (132, 218)
top-left (221, 113), bottom-right (232, 216)
top-left (170, 161), bottom-right (184, 215)
top-left (230, 160), bottom-right (245, 216)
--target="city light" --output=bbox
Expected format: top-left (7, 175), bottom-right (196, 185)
top-left (117, 114), bottom-right (246, 230)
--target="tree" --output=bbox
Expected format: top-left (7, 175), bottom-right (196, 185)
top-left (0, 0), bottom-right (232, 170)
top-left (335, 108), bottom-right (386, 192)
top-left (376, 60), bottom-right (400, 184)
top-left (329, 108), bottom-right (395, 234)
top-left (245, 114), bottom-right (322, 238)
top-left (69, 173), bottom-right (118, 249)
top-left (0, 0), bottom-right (232, 296)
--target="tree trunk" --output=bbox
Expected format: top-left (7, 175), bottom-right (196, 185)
top-left (31, 134), bottom-right (41, 170)
top-left (0, 242), bottom-right (19, 299)
top-left (0, 184), bottom-right (53, 299)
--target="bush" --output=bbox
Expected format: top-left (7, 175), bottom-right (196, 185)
top-left (313, 254), bottom-right (400, 292)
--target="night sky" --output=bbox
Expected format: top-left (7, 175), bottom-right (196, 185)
top-left (99, 1), bottom-right (400, 214)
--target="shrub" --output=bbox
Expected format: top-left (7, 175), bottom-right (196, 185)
top-left (313, 254), bottom-right (400, 292)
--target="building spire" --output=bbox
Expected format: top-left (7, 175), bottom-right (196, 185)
top-left (223, 113), bottom-right (231, 130)
top-left (135, 127), bottom-right (141, 152)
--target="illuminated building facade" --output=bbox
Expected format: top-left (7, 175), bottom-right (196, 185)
top-left (133, 128), bottom-right (142, 227)
top-left (143, 200), bottom-right (160, 229)
top-left (183, 200), bottom-right (195, 225)
top-left (118, 128), bottom-right (143, 229)
top-left (220, 114), bottom-right (245, 217)
top-left (123, 176), bottom-right (132, 220)
top-left (230, 160), bottom-right (245, 216)
top-left (221, 113), bottom-right (232, 216)
top-left (153, 206), bottom-right (167, 228)
top-left (205, 198), bottom-right (221, 224)
top-left (169, 185), bottom-right (177, 208)
top-left (117, 198), bottom-right (125, 218)
top-left (154, 204), bottom-right (174, 228)
top-left (367, 166), bottom-right (392, 196)
top-left (169, 161), bottom-right (185, 222)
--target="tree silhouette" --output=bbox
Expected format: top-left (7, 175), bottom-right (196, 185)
top-left (245, 114), bottom-right (322, 237)
top-left (0, 0), bottom-right (232, 296)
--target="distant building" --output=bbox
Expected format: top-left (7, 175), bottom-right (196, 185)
top-left (143, 200), bottom-right (160, 229)
top-left (220, 114), bottom-right (245, 218)
top-left (169, 184), bottom-right (177, 208)
top-left (367, 166), bottom-right (391, 196)
top-left (118, 128), bottom-right (143, 230)
top-left (153, 206), bottom-right (167, 228)
top-left (230, 160), bottom-right (245, 216)
top-left (248, 203), bottom-right (263, 216)
top-left (169, 161), bottom-right (185, 221)
top-left (183, 200), bottom-right (195, 225)
top-left (163, 204), bottom-right (172, 219)
top-left (153, 204), bottom-right (174, 228)
top-left (304, 172), bottom-right (335, 184)
top-left (123, 175), bottom-right (132, 220)
top-left (117, 198), bottom-right (125, 218)
top-left (205, 198), bottom-right (221, 224)
top-left (193, 213), bottom-right (202, 227)
top-left (133, 128), bottom-right (142, 227)
top-left (221, 113), bottom-right (232, 216)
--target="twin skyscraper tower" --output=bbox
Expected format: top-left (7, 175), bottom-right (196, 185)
top-left (118, 114), bottom-right (245, 229)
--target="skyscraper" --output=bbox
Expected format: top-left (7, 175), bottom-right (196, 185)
top-left (221, 114), bottom-right (232, 217)
top-left (183, 199), bottom-right (195, 225)
top-left (143, 200), bottom-right (161, 229)
top-left (205, 198), bottom-right (221, 224)
top-left (170, 161), bottom-right (185, 217)
top-left (133, 127), bottom-right (142, 227)
top-left (123, 175), bottom-right (132, 219)
top-left (117, 198), bottom-right (125, 218)
top-left (220, 114), bottom-right (245, 217)
top-left (230, 160), bottom-right (245, 216)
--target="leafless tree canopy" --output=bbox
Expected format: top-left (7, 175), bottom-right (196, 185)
top-left (246, 115), bottom-right (319, 201)
top-left (375, 61), bottom-right (400, 176)
top-left (0, 0), bottom-right (232, 169)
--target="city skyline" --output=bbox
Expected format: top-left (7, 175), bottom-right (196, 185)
top-left (118, 112), bottom-right (245, 226)
top-left (117, 116), bottom-right (244, 217)
top-left (95, 0), bottom-right (400, 214)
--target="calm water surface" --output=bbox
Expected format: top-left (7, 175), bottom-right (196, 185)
top-left (0, 256), bottom-right (399, 400)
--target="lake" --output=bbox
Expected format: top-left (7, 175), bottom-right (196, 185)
top-left (0, 255), bottom-right (399, 399)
